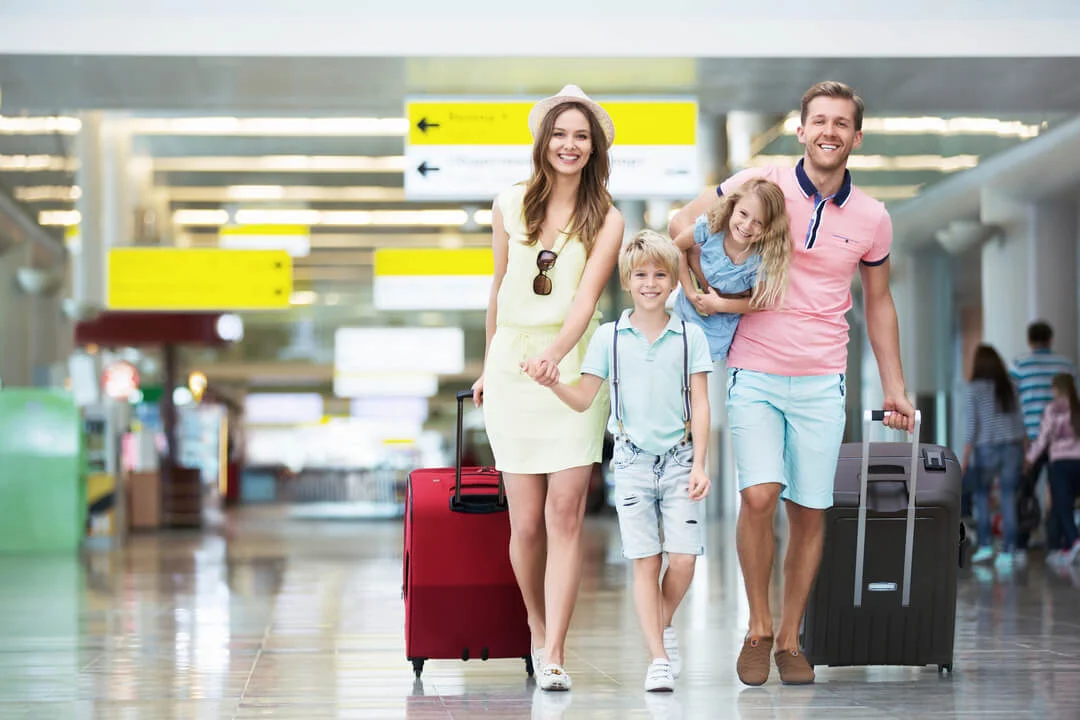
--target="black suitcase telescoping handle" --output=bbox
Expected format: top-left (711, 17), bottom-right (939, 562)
top-left (452, 390), bottom-right (507, 514)
top-left (854, 408), bottom-right (922, 609)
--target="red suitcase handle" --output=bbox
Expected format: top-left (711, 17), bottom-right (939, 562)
top-left (453, 391), bottom-right (507, 514)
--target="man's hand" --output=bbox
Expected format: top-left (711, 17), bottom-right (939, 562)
top-left (688, 468), bottom-right (711, 501)
top-left (882, 391), bottom-right (916, 433)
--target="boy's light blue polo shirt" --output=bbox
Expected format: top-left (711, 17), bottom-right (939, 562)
top-left (580, 309), bottom-right (712, 456)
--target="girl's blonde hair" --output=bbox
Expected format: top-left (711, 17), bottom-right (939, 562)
top-left (707, 177), bottom-right (791, 310)
top-left (522, 101), bottom-right (613, 257)
top-left (618, 230), bottom-right (679, 288)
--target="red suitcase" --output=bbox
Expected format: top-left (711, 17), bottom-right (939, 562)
top-left (403, 390), bottom-right (532, 678)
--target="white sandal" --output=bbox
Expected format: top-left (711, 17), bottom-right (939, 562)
top-left (538, 663), bottom-right (572, 691)
top-left (532, 646), bottom-right (545, 676)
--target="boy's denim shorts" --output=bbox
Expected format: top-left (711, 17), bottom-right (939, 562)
top-left (611, 436), bottom-right (705, 559)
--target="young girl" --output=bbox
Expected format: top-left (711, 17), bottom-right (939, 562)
top-left (471, 85), bottom-right (624, 692)
top-left (963, 344), bottom-right (1026, 567)
top-left (1026, 373), bottom-right (1080, 567)
top-left (672, 177), bottom-right (792, 359)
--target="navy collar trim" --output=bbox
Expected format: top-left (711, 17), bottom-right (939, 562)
top-left (795, 158), bottom-right (852, 207)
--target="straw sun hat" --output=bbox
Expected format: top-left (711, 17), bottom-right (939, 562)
top-left (527, 84), bottom-right (615, 145)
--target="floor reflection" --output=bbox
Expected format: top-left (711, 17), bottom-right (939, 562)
top-left (0, 506), bottom-right (1075, 718)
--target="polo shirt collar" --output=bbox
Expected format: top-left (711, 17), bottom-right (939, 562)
top-left (617, 309), bottom-right (684, 336)
top-left (795, 158), bottom-right (852, 207)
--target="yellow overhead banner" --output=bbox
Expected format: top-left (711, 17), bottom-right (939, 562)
top-left (374, 248), bottom-right (493, 277)
top-left (407, 100), bottom-right (696, 146)
top-left (108, 248), bottom-right (292, 311)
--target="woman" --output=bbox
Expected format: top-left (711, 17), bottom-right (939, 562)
top-left (1026, 373), bottom-right (1080, 567)
top-left (962, 344), bottom-right (1026, 568)
top-left (472, 85), bottom-right (624, 691)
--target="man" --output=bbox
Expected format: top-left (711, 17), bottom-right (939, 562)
top-left (669, 81), bottom-right (915, 686)
top-left (1012, 321), bottom-right (1078, 550)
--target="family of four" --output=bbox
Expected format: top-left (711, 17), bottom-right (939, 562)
top-left (470, 80), bottom-right (916, 693)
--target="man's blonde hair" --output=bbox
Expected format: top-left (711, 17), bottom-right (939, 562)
top-left (618, 229), bottom-right (680, 288)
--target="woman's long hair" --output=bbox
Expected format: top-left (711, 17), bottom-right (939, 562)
top-left (970, 344), bottom-right (1018, 413)
top-left (1051, 373), bottom-right (1080, 439)
top-left (522, 101), bottom-right (612, 257)
top-left (707, 177), bottom-right (792, 310)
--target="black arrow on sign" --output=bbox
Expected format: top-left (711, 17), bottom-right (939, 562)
top-left (417, 161), bottom-right (440, 177)
top-left (417, 117), bottom-right (441, 133)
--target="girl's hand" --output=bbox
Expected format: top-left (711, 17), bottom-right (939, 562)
top-left (691, 292), bottom-right (725, 316)
top-left (471, 375), bottom-right (485, 407)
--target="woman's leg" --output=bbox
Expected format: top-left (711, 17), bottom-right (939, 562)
top-left (503, 473), bottom-right (549, 649)
top-left (1049, 461), bottom-right (1080, 548)
top-left (971, 459), bottom-right (992, 548)
top-left (542, 464), bottom-right (593, 667)
top-left (633, 555), bottom-right (666, 660)
top-left (999, 443), bottom-right (1023, 552)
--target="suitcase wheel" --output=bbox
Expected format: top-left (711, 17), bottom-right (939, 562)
top-left (411, 658), bottom-right (425, 678)
top-left (938, 663), bottom-right (953, 674)
top-left (525, 654), bottom-right (535, 677)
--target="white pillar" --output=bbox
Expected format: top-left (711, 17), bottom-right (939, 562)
top-left (981, 225), bottom-right (1030, 363)
top-left (73, 112), bottom-right (134, 315)
top-left (1028, 199), bottom-right (1078, 361)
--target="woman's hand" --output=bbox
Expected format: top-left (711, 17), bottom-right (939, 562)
top-left (471, 375), bottom-right (484, 407)
top-left (523, 352), bottom-right (560, 387)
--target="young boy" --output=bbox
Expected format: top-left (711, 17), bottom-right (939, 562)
top-left (532, 230), bottom-right (712, 692)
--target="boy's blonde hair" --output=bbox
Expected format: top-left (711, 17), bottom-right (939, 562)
top-left (707, 177), bottom-right (792, 310)
top-left (618, 230), bottom-right (680, 288)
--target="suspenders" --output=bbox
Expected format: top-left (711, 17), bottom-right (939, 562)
top-left (610, 317), bottom-right (692, 444)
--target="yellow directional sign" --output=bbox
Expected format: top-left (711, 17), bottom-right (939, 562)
top-left (407, 100), bottom-right (696, 146)
top-left (108, 248), bottom-right (292, 311)
top-left (404, 96), bottom-right (700, 200)
top-left (374, 248), bottom-right (493, 276)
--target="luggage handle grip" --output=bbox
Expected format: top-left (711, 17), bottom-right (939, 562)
top-left (854, 408), bottom-right (921, 609)
top-left (859, 464), bottom-right (910, 485)
top-left (450, 493), bottom-right (509, 514)
top-left (455, 390), bottom-right (506, 507)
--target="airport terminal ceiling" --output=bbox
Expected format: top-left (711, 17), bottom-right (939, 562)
top-left (0, 54), bottom-right (1077, 395)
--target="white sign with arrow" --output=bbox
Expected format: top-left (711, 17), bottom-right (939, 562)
top-left (404, 97), bottom-right (700, 201)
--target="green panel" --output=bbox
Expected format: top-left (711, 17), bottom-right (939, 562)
top-left (0, 390), bottom-right (85, 553)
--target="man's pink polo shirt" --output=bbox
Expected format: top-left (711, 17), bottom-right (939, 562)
top-left (719, 160), bottom-right (892, 376)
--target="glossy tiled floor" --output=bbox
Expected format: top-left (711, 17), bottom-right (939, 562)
top-left (1, 506), bottom-right (1078, 719)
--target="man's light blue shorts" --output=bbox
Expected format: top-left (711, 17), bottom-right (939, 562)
top-left (726, 368), bottom-right (847, 510)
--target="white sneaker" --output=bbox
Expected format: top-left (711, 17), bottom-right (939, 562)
top-left (971, 546), bottom-right (994, 564)
top-left (662, 626), bottom-right (681, 678)
top-left (1014, 549), bottom-right (1028, 566)
top-left (995, 551), bottom-right (1015, 570)
top-left (1067, 541), bottom-right (1080, 565)
top-left (538, 663), bottom-right (572, 692)
top-left (644, 658), bottom-right (675, 693)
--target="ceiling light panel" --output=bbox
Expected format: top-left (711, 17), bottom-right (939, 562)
top-left (0, 155), bottom-right (78, 172)
top-left (153, 156), bottom-right (406, 173)
top-left (0, 116), bottom-right (82, 134)
top-left (166, 186), bottom-right (407, 203)
top-left (127, 117), bottom-right (408, 136)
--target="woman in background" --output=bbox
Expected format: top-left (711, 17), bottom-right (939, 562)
top-left (963, 344), bottom-right (1026, 568)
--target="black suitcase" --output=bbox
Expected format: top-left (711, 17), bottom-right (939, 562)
top-left (802, 410), bottom-right (963, 673)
